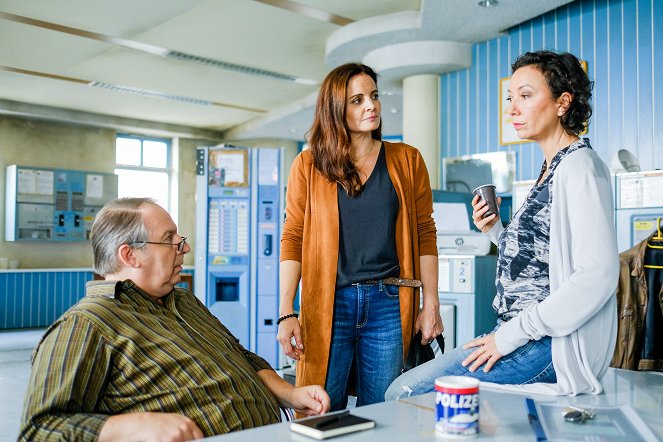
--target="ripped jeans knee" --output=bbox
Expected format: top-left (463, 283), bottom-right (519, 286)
top-left (384, 379), bottom-right (416, 401)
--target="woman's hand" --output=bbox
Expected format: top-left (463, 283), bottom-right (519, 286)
top-left (461, 334), bottom-right (503, 373)
top-left (276, 316), bottom-right (304, 360)
top-left (471, 195), bottom-right (502, 233)
top-left (416, 301), bottom-right (444, 344)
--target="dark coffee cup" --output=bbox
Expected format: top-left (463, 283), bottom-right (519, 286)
top-left (473, 184), bottom-right (498, 219)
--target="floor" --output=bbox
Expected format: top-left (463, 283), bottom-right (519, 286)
top-left (0, 328), bottom-right (44, 442)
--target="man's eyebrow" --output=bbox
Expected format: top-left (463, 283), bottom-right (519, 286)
top-left (158, 230), bottom-right (176, 241)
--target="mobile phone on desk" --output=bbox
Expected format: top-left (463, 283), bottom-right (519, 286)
top-left (290, 410), bottom-right (376, 439)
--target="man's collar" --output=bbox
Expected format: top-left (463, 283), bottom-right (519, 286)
top-left (85, 280), bottom-right (123, 298)
top-left (85, 279), bottom-right (176, 305)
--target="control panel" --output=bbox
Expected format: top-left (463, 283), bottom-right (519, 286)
top-left (5, 165), bottom-right (117, 242)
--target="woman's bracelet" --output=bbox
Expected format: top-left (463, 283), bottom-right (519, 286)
top-left (276, 312), bottom-right (299, 326)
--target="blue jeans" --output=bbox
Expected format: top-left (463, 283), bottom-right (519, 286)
top-left (384, 327), bottom-right (556, 401)
top-left (325, 281), bottom-right (403, 411)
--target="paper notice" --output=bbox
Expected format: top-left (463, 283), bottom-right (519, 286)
top-left (86, 174), bottom-right (104, 199)
top-left (216, 153), bottom-right (245, 185)
top-left (17, 169), bottom-right (36, 194)
top-left (35, 170), bottom-right (54, 196)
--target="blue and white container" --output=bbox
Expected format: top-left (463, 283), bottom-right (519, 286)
top-left (435, 376), bottom-right (480, 438)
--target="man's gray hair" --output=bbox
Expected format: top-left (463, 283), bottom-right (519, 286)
top-left (91, 197), bottom-right (156, 276)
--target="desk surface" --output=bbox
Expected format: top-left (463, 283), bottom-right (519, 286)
top-left (202, 368), bottom-right (663, 441)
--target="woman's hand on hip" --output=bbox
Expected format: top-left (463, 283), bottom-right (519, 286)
top-left (276, 317), bottom-right (304, 360)
top-left (462, 334), bottom-right (503, 373)
top-left (471, 195), bottom-right (502, 234)
top-left (416, 301), bottom-right (444, 344)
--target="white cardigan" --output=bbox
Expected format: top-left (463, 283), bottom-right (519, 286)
top-left (483, 146), bottom-right (619, 395)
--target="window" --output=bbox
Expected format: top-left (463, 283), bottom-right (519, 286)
top-left (115, 135), bottom-right (172, 211)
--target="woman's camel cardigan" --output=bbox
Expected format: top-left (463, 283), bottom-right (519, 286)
top-left (280, 141), bottom-right (438, 389)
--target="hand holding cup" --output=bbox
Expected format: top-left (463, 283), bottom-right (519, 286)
top-left (472, 184), bottom-right (501, 234)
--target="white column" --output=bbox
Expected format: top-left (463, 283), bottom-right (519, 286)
top-left (402, 74), bottom-right (440, 189)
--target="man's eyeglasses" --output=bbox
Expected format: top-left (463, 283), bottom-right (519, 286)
top-left (131, 236), bottom-right (187, 253)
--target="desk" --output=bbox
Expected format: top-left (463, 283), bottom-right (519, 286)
top-left (202, 368), bottom-right (663, 441)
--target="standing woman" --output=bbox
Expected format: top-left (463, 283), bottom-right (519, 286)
top-left (277, 63), bottom-right (442, 411)
top-left (386, 50), bottom-right (618, 399)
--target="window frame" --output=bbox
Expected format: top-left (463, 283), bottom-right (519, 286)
top-left (114, 133), bottom-right (173, 212)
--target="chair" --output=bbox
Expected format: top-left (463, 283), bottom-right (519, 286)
top-left (280, 406), bottom-right (295, 422)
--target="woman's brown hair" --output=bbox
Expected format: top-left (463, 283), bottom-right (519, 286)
top-left (308, 63), bottom-right (382, 197)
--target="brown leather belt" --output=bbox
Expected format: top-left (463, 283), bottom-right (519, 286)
top-left (354, 277), bottom-right (422, 288)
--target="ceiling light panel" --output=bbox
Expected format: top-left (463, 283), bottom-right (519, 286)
top-left (70, 48), bottom-right (310, 111)
top-left (164, 50), bottom-right (314, 84)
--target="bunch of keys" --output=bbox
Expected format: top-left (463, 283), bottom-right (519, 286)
top-left (562, 406), bottom-right (595, 424)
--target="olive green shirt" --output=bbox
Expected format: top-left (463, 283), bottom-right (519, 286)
top-left (20, 280), bottom-right (280, 441)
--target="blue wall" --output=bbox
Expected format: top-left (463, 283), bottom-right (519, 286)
top-left (1, 270), bottom-right (91, 329)
top-left (0, 269), bottom-right (194, 329)
top-left (440, 0), bottom-right (663, 182)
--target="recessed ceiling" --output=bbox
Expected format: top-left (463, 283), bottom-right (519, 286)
top-left (0, 0), bottom-right (572, 141)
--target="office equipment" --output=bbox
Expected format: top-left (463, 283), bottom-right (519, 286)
top-left (614, 171), bottom-right (663, 252)
top-left (432, 191), bottom-right (491, 255)
top-left (437, 255), bottom-right (497, 349)
top-left (5, 165), bottom-right (117, 242)
top-left (194, 145), bottom-right (283, 367)
top-left (437, 231), bottom-right (492, 256)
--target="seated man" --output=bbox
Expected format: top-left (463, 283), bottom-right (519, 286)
top-left (20, 198), bottom-right (329, 441)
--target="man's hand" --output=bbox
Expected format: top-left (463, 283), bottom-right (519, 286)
top-left (285, 385), bottom-right (330, 417)
top-left (257, 369), bottom-right (329, 417)
top-left (461, 334), bottom-right (503, 373)
top-left (98, 412), bottom-right (204, 442)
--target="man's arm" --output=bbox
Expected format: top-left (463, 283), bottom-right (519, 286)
top-left (21, 314), bottom-right (204, 442)
top-left (256, 369), bottom-right (330, 417)
top-left (98, 412), bottom-right (203, 442)
top-left (20, 315), bottom-right (112, 441)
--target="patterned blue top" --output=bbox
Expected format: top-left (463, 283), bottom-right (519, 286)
top-left (493, 138), bottom-right (591, 319)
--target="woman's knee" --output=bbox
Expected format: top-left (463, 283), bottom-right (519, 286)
top-left (384, 376), bottom-right (413, 401)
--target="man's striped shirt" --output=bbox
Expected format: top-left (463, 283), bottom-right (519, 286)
top-left (20, 280), bottom-right (280, 440)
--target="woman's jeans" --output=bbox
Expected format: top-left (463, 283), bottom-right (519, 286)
top-left (384, 327), bottom-right (556, 401)
top-left (325, 281), bottom-right (403, 411)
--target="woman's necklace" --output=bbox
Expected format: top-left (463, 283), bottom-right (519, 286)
top-left (353, 140), bottom-right (376, 170)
